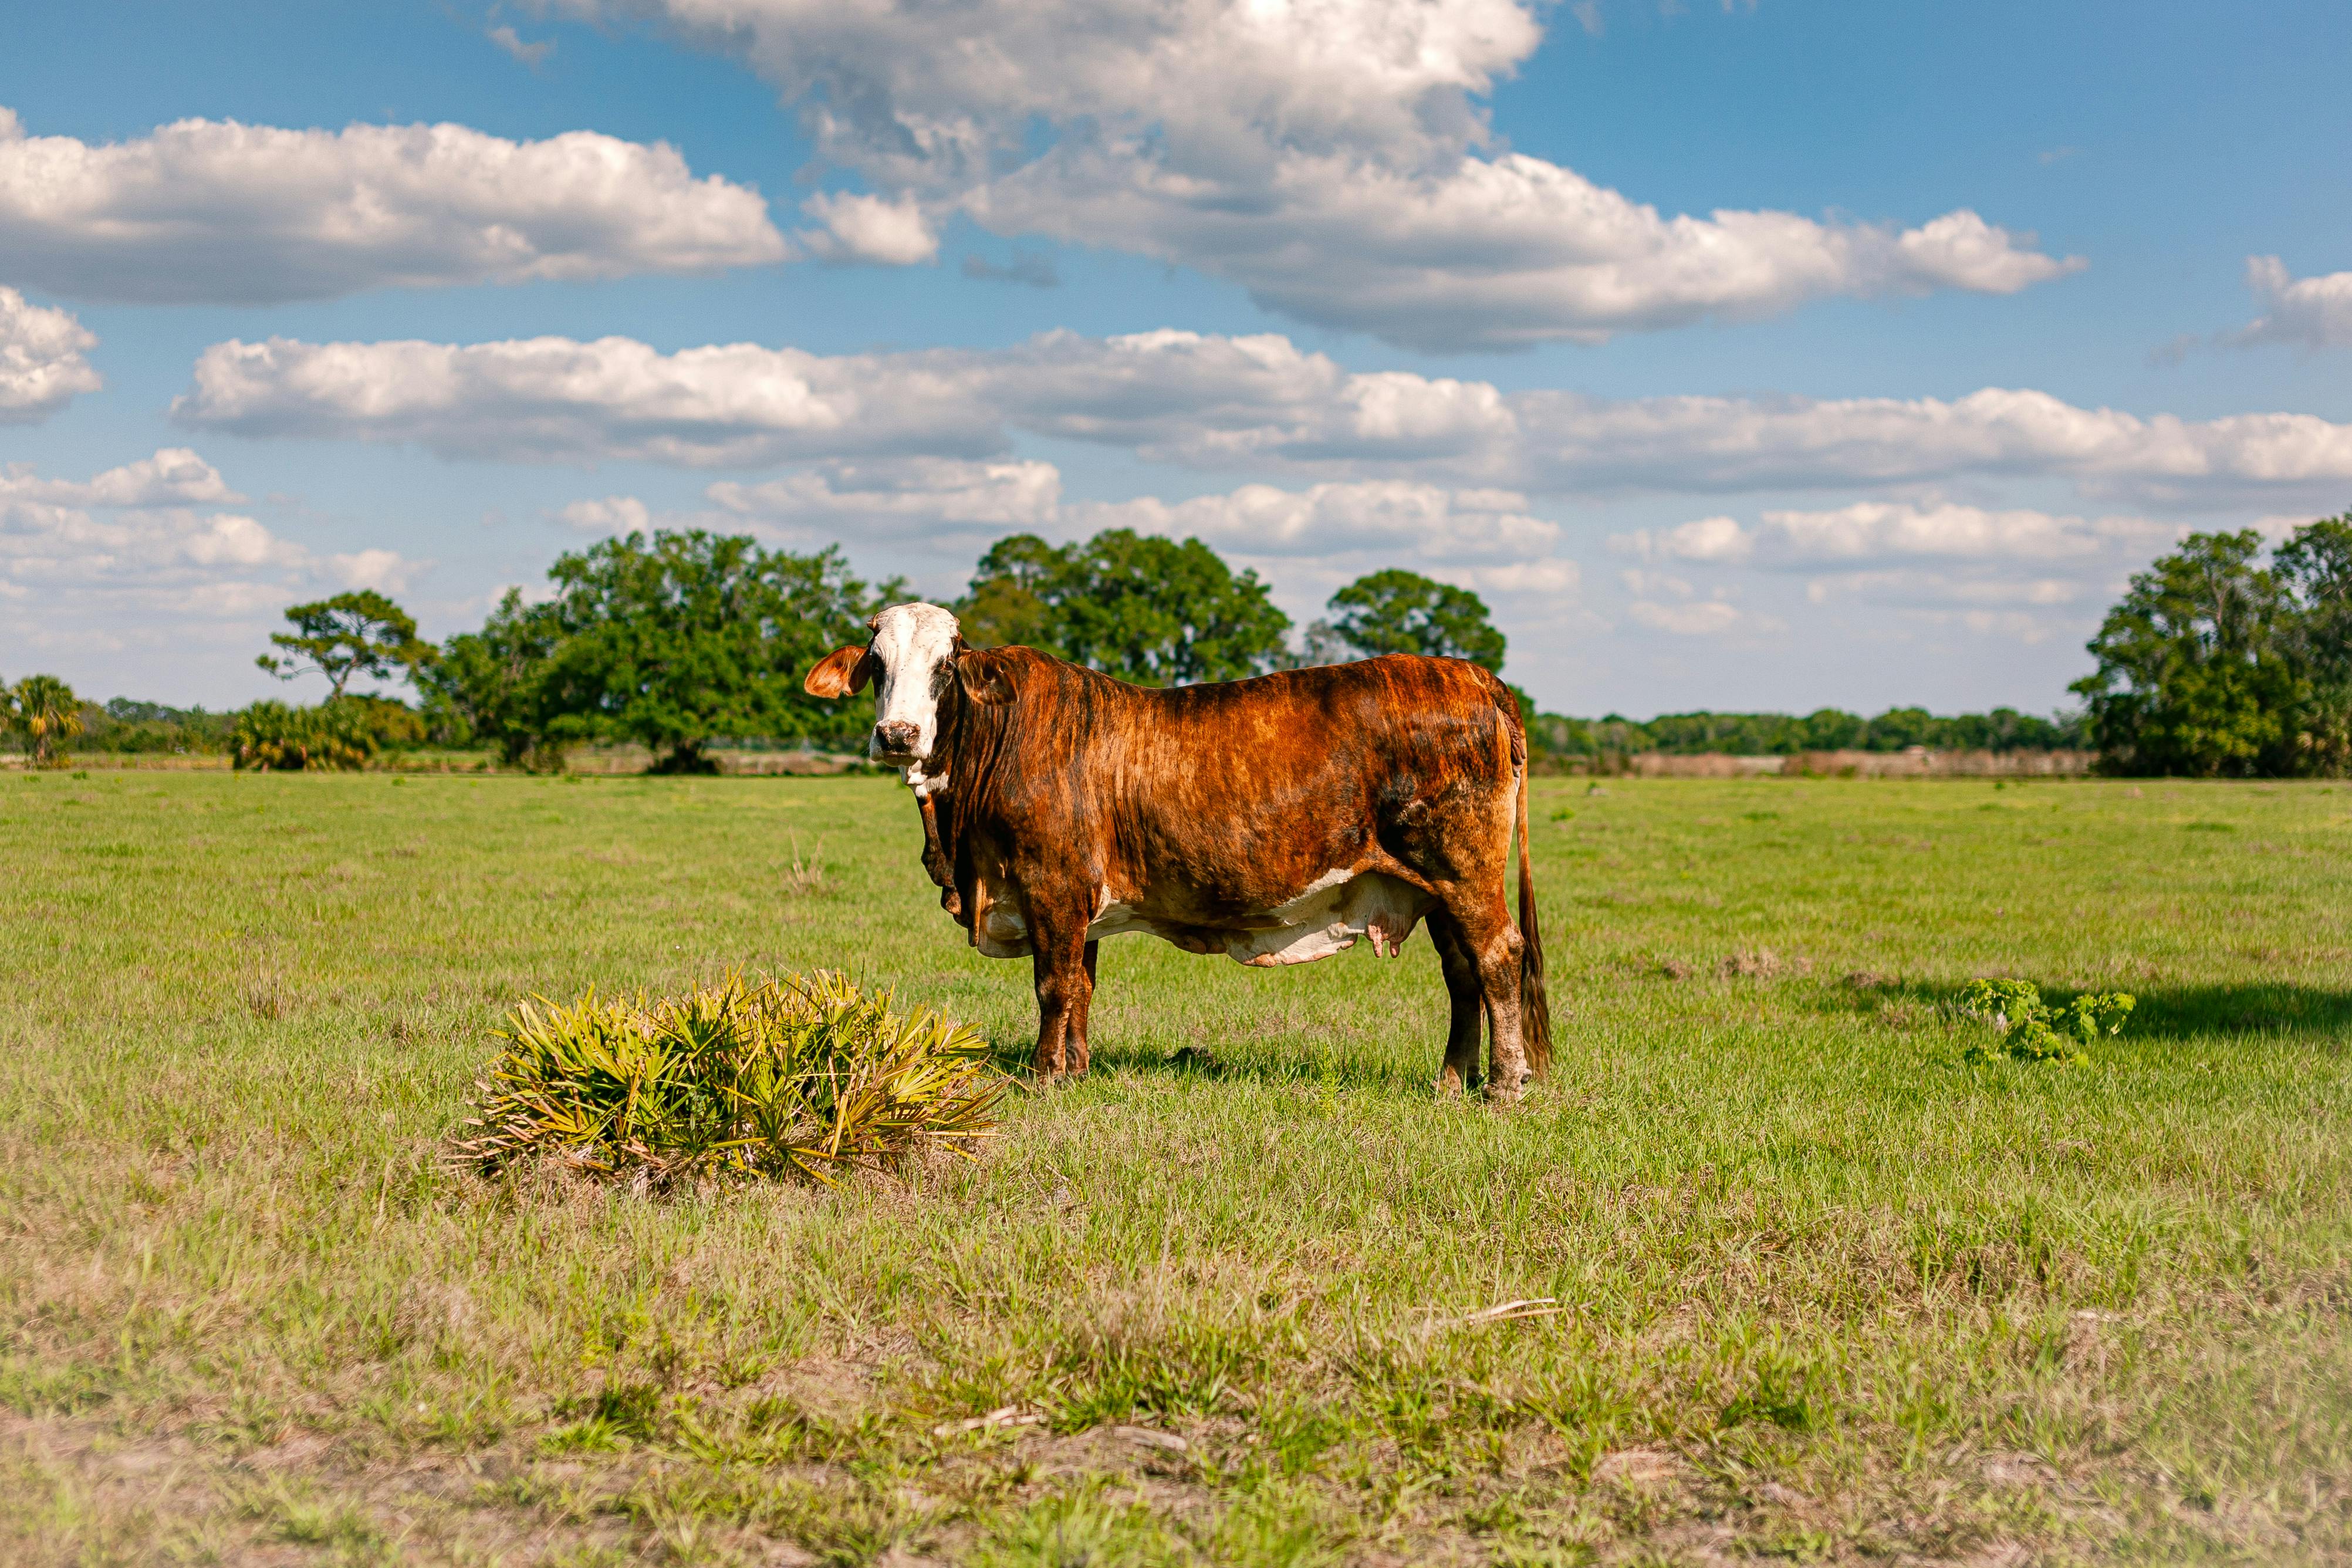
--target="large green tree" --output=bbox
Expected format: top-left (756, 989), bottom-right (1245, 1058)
top-left (418, 589), bottom-right (563, 765)
top-left (258, 590), bottom-right (433, 698)
top-left (959, 529), bottom-right (1291, 685)
top-left (2275, 514), bottom-right (2352, 774)
top-left (1313, 569), bottom-right (1507, 673)
top-left (529, 530), bottom-right (887, 771)
top-left (2070, 529), bottom-right (2307, 776)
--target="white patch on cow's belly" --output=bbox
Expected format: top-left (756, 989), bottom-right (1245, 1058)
top-left (1226, 870), bottom-right (1428, 967)
top-left (1084, 869), bottom-right (1431, 968)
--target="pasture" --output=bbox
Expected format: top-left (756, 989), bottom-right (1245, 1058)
top-left (2, 771), bottom-right (2348, 1565)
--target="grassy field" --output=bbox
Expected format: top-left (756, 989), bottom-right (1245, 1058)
top-left (2, 770), bottom-right (2348, 1566)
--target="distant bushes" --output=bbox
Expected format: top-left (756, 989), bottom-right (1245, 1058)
top-left (75, 698), bottom-right (238, 755)
top-left (1524, 704), bottom-right (2086, 768)
top-left (453, 972), bottom-right (1004, 1189)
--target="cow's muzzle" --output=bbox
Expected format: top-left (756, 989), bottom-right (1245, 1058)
top-left (871, 720), bottom-right (921, 761)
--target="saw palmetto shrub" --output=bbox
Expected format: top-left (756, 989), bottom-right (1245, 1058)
top-left (233, 695), bottom-right (424, 771)
top-left (454, 971), bottom-right (1004, 1189)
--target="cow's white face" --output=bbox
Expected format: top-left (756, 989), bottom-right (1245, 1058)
top-left (864, 602), bottom-right (961, 768)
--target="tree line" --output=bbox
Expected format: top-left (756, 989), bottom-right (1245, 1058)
top-left (9, 512), bottom-right (2347, 777)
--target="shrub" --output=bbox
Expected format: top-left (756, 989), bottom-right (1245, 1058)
top-left (1957, 978), bottom-right (2135, 1065)
top-left (454, 971), bottom-right (1005, 1188)
top-left (232, 697), bottom-right (423, 771)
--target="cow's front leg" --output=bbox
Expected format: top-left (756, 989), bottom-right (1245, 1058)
top-left (1029, 920), bottom-right (1094, 1079)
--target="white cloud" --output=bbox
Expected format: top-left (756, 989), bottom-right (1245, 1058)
top-left (1610, 514), bottom-right (1751, 563)
top-left (1626, 599), bottom-right (1745, 636)
top-left (488, 24), bottom-right (555, 67)
top-left (1631, 502), bottom-right (2180, 570)
top-left (799, 190), bottom-right (939, 265)
top-left (2228, 256), bottom-right (2352, 351)
top-left (555, 495), bottom-right (654, 533)
top-left (0, 104), bottom-right (785, 304)
top-left (0, 285), bottom-right (102, 423)
top-left (1749, 501), bottom-right (2171, 565)
top-left (0, 451), bottom-right (418, 624)
top-left (0, 447), bottom-right (242, 508)
top-left (1618, 567), bottom-right (1692, 598)
top-left (698, 459), bottom-right (1568, 582)
top-left (1804, 570), bottom-right (2083, 609)
top-left (1070, 478), bottom-right (1559, 562)
top-left (974, 153), bottom-right (2078, 352)
top-left (174, 326), bottom-right (2352, 508)
top-left (709, 458), bottom-right (1060, 537)
top-left (1614, 501), bottom-right (2194, 638)
top-left (327, 548), bottom-right (421, 592)
top-left (173, 333), bottom-right (1004, 465)
top-left (566, 1), bottom-right (2077, 350)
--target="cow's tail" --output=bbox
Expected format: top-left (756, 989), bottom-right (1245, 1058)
top-left (1510, 715), bottom-right (1553, 1079)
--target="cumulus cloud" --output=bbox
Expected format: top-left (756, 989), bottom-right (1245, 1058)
top-left (2226, 256), bottom-right (2352, 351)
top-left (709, 458), bottom-right (1060, 537)
top-left (174, 326), bottom-right (2352, 507)
top-left (488, 24), bottom-right (555, 67)
top-left (0, 285), bottom-right (102, 423)
top-left (563, 0), bottom-right (2076, 350)
top-left (1616, 502), bottom-right (2177, 569)
top-left (555, 495), bottom-right (654, 533)
top-left (584, 458), bottom-right (1579, 625)
top-left (1610, 514), bottom-right (1751, 563)
top-left (1626, 599), bottom-right (1746, 636)
top-left (0, 104), bottom-right (785, 304)
top-left (698, 458), bottom-right (1565, 577)
top-left (1608, 500), bottom-right (2193, 638)
top-left (799, 190), bottom-right (939, 264)
top-left (1070, 479), bottom-right (1559, 562)
top-left (0, 450), bottom-right (417, 622)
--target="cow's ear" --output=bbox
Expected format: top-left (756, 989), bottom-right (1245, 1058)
top-left (805, 644), bottom-right (876, 697)
top-left (955, 646), bottom-right (1015, 705)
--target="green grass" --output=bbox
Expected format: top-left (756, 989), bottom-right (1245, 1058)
top-left (1, 770), bottom-right (2348, 1564)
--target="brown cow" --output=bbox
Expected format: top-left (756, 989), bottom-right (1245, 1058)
top-left (806, 602), bottom-right (1550, 1096)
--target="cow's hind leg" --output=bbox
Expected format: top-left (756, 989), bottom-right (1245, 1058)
top-left (1436, 888), bottom-right (1529, 1101)
top-left (1428, 913), bottom-right (1485, 1095)
top-left (1029, 920), bottom-right (1094, 1080)
top-left (1066, 940), bottom-right (1100, 1074)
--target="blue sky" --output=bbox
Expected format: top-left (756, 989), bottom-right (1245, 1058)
top-left (4, 0), bottom-right (2348, 718)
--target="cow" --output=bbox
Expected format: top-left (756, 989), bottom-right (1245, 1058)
top-left (805, 602), bottom-right (1551, 1097)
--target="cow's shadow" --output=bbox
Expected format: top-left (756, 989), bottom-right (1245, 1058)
top-left (992, 1038), bottom-right (1431, 1093)
top-left (1836, 976), bottom-right (2352, 1045)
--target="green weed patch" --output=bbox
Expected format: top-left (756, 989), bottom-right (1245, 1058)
top-left (1958, 977), bottom-right (2135, 1065)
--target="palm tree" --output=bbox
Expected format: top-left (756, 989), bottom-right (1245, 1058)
top-left (8, 674), bottom-right (85, 766)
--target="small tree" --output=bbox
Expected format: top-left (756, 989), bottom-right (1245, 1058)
top-left (6, 674), bottom-right (85, 766)
top-left (1313, 569), bottom-right (1506, 673)
top-left (258, 590), bottom-right (433, 699)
